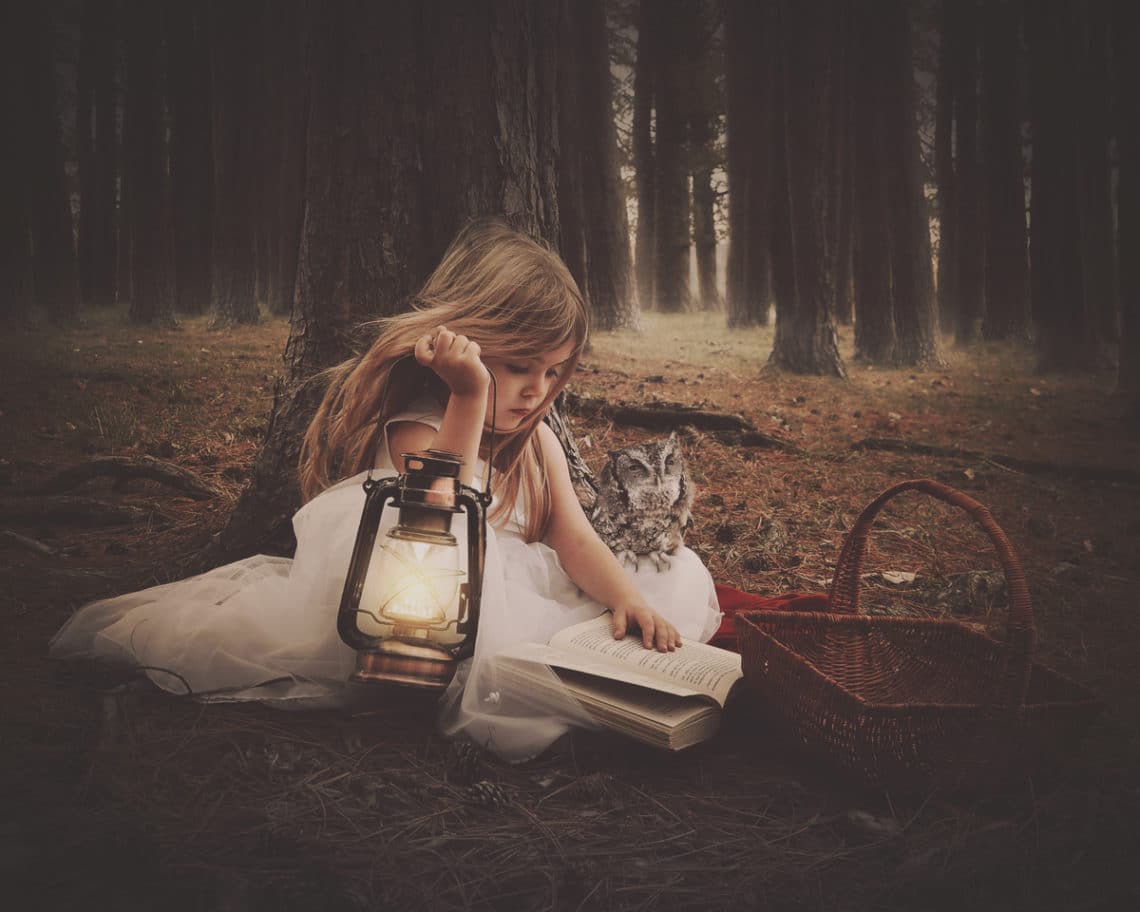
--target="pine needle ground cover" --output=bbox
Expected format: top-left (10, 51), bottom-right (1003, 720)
top-left (2, 311), bottom-right (1138, 910)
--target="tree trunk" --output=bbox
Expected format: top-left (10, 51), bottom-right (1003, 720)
top-left (829, 5), bottom-right (854, 328)
top-left (852, 0), bottom-right (896, 363)
top-left (725, 0), bottom-right (771, 327)
top-left (1077, 0), bottom-right (1118, 344)
top-left (652, 0), bottom-right (692, 313)
top-left (689, 0), bottom-right (720, 312)
top-left (953, 0), bottom-right (984, 344)
top-left (577, 0), bottom-right (638, 330)
top-left (28, 4), bottom-right (81, 322)
top-left (0, 4), bottom-right (34, 323)
top-left (768, 0), bottom-right (846, 377)
top-left (1114, 0), bottom-right (1140, 421)
top-left (556, 0), bottom-right (590, 311)
top-left (77, 0), bottom-right (118, 311)
top-left (883, 0), bottom-right (941, 367)
top-left (1028, 0), bottom-right (1100, 371)
top-left (90, 0), bottom-right (116, 310)
top-left (633, 0), bottom-right (656, 310)
top-left (77, 1), bottom-right (95, 309)
top-left (213, 0), bottom-right (565, 561)
top-left (980, 0), bottom-right (1030, 341)
top-left (261, 0), bottom-right (309, 319)
top-left (209, 0), bottom-right (261, 325)
top-left (168, 4), bottom-right (212, 316)
top-left (934, 0), bottom-right (959, 334)
top-left (124, 0), bottom-right (173, 325)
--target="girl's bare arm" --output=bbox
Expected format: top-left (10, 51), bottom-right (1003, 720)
top-left (537, 422), bottom-right (681, 652)
top-left (387, 327), bottom-right (488, 483)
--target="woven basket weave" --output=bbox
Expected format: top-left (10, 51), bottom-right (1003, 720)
top-left (736, 479), bottom-right (1102, 789)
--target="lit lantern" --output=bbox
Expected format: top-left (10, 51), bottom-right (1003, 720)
top-left (337, 449), bottom-right (490, 689)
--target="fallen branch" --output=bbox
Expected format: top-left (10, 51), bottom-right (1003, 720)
top-left (0, 496), bottom-right (167, 528)
top-left (0, 528), bottom-right (56, 556)
top-left (564, 392), bottom-right (755, 433)
top-left (27, 455), bottom-right (224, 500)
top-left (852, 437), bottom-right (1140, 485)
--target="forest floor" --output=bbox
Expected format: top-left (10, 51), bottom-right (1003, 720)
top-left (3, 308), bottom-right (1139, 911)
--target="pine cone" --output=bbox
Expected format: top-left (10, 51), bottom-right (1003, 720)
top-left (468, 779), bottom-right (511, 808)
top-left (445, 738), bottom-right (482, 786)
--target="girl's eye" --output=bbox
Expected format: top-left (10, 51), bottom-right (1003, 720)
top-left (506, 364), bottom-right (529, 375)
top-left (545, 368), bottom-right (560, 380)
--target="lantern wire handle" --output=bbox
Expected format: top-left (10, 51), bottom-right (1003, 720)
top-left (363, 353), bottom-right (497, 497)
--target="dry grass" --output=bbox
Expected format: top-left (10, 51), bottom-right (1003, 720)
top-left (2, 308), bottom-right (1139, 910)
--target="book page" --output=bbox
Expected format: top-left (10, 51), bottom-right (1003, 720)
top-left (495, 642), bottom-right (706, 699)
top-left (546, 614), bottom-right (743, 705)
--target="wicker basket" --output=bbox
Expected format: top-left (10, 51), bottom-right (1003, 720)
top-left (736, 479), bottom-right (1103, 789)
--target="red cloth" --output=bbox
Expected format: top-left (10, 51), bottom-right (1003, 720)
top-left (711, 584), bottom-right (831, 651)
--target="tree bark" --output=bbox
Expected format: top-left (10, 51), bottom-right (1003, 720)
top-left (577, 0), bottom-right (638, 330)
top-left (724, 0), bottom-right (771, 327)
top-left (213, 0), bottom-right (565, 561)
top-left (209, 0), bottom-right (261, 325)
top-left (767, 0), bottom-right (846, 377)
top-left (852, 1), bottom-right (896, 364)
top-left (124, 0), bottom-right (174, 325)
top-left (980, 0), bottom-right (1030, 341)
top-left (652, 0), bottom-right (692, 313)
top-left (633, 0), bottom-right (656, 310)
top-left (28, 4), bottom-right (81, 322)
top-left (883, 0), bottom-right (941, 367)
top-left (168, 3), bottom-right (213, 316)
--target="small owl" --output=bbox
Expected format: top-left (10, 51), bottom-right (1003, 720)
top-left (590, 432), bottom-right (693, 572)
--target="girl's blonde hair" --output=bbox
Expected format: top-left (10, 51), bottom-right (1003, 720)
top-left (298, 218), bottom-right (589, 542)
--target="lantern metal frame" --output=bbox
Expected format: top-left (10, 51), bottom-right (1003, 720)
top-left (334, 357), bottom-right (497, 690)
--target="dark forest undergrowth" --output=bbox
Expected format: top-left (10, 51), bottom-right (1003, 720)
top-left (3, 309), bottom-right (1140, 911)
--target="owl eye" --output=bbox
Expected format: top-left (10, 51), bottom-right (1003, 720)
top-left (628, 462), bottom-right (647, 475)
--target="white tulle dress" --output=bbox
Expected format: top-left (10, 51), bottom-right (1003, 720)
top-left (50, 399), bottom-right (723, 761)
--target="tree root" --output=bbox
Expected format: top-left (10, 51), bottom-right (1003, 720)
top-left (0, 496), bottom-right (167, 528)
top-left (852, 437), bottom-right (1140, 485)
top-left (27, 455), bottom-right (224, 500)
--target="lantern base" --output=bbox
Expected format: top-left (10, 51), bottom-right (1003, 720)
top-left (350, 639), bottom-right (457, 690)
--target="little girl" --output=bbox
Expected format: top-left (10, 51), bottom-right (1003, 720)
top-left (51, 220), bottom-right (722, 761)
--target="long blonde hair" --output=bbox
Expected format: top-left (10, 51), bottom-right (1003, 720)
top-left (299, 219), bottom-right (589, 541)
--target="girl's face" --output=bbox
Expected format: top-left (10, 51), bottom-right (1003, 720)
top-left (481, 340), bottom-right (576, 432)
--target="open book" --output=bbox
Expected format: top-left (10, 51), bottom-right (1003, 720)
top-left (493, 614), bottom-right (742, 751)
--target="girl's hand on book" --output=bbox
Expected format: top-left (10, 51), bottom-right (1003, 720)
top-left (415, 326), bottom-right (490, 398)
top-left (611, 603), bottom-right (681, 652)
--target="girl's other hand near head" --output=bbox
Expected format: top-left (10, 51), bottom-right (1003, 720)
top-left (414, 326), bottom-right (490, 398)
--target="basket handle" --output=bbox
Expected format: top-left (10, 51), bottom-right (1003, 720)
top-left (829, 478), bottom-right (1035, 709)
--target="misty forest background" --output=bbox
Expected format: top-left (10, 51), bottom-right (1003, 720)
top-left (5, 0), bottom-right (1138, 559)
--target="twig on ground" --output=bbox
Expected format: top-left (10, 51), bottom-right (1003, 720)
top-left (26, 455), bottom-right (224, 500)
top-left (0, 528), bottom-right (56, 556)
